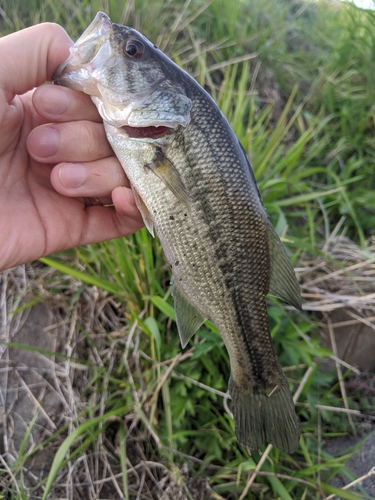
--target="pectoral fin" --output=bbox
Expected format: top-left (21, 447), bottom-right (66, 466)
top-left (267, 224), bottom-right (302, 310)
top-left (146, 148), bottom-right (190, 207)
top-left (172, 283), bottom-right (206, 348)
top-left (132, 187), bottom-right (154, 237)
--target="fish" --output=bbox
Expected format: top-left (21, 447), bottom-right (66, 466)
top-left (53, 12), bottom-right (302, 453)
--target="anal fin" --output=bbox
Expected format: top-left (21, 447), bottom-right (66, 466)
top-left (172, 283), bottom-right (206, 348)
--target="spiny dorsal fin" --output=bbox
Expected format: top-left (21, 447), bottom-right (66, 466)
top-left (266, 223), bottom-right (302, 310)
top-left (146, 148), bottom-right (190, 207)
top-left (171, 282), bottom-right (206, 348)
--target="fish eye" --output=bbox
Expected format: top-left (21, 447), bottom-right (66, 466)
top-left (124, 39), bottom-right (144, 59)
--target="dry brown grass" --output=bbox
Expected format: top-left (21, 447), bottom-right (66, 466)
top-left (0, 264), bottom-right (218, 499)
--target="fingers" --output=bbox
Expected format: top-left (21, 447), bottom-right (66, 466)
top-left (28, 85), bottom-right (136, 209)
top-left (0, 23), bottom-right (72, 103)
top-left (27, 120), bottom-right (113, 162)
top-left (50, 165), bottom-right (143, 238)
top-left (50, 158), bottom-right (130, 199)
top-left (79, 200), bottom-right (144, 247)
top-left (112, 186), bottom-right (140, 216)
top-left (33, 84), bottom-right (102, 123)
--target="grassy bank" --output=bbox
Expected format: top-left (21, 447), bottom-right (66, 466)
top-left (1, 0), bottom-right (375, 498)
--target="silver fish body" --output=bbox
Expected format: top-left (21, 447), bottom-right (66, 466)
top-left (54, 12), bottom-right (302, 452)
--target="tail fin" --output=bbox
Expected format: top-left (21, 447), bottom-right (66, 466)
top-left (229, 376), bottom-right (300, 453)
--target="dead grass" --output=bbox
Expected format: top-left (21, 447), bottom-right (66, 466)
top-left (0, 264), bottom-right (220, 499)
top-left (298, 220), bottom-right (375, 315)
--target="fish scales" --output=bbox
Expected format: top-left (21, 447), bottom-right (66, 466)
top-left (166, 96), bottom-right (277, 385)
top-left (111, 91), bottom-right (277, 386)
top-left (54, 12), bottom-right (302, 453)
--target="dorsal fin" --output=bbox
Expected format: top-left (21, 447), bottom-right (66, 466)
top-left (267, 224), bottom-right (302, 310)
top-left (237, 141), bottom-right (301, 310)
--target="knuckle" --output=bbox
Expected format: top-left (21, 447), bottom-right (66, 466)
top-left (112, 158), bottom-right (126, 184)
top-left (38, 22), bottom-right (71, 49)
top-left (40, 22), bottom-right (65, 35)
top-left (78, 122), bottom-right (104, 159)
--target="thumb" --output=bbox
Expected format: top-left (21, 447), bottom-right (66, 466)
top-left (0, 23), bottom-right (72, 103)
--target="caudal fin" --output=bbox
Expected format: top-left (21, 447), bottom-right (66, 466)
top-left (229, 376), bottom-right (300, 453)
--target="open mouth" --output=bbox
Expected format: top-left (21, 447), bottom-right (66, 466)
top-left (122, 125), bottom-right (173, 139)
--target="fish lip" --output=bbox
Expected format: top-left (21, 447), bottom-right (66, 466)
top-left (75, 11), bottom-right (112, 44)
top-left (53, 60), bottom-right (82, 85)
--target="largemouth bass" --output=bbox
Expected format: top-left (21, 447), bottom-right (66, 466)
top-left (54, 12), bottom-right (302, 453)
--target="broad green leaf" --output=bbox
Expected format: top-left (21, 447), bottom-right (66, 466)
top-left (40, 257), bottom-right (121, 295)
top-left (149, 296), bottom-right (176, 321)
top-left (320, 484), bottom-right (363, 500)
top-left (144, 316), bottom-right (162, 360)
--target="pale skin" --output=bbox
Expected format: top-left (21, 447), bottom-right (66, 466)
top-left (0, 23), bottom-right (143, 272)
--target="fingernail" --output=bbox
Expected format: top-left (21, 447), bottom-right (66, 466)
top-left (31, 127), bottom-right (59, 157)
top-left (59, 163), bottom-right (86, 189)
top-left (35, 85), bottom-right (69, 115)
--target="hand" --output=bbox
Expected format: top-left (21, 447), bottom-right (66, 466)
top-left (0, 23), bottom-right (143, 272)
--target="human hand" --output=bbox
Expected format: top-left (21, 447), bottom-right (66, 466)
top-left (0, 23), bottom-right (143, 272)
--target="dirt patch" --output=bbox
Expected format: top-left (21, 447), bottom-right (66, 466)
top-left (325, 430), bottom-right (375, 496)
top-left (0, 264), bottom-right (217, 499)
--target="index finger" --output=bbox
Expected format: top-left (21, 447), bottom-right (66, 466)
top-left (33, 84), bottom-right (103, 123)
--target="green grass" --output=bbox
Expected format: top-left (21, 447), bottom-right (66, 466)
top-left (2, 0), bottom-right (375, 498)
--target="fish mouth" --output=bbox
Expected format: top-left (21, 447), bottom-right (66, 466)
top-left (53, 13), bottom-right (114, 95)
top-left (53, 11), bottom-right (191, 133)
top-left (121, 125), bottom-right (173, 139)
